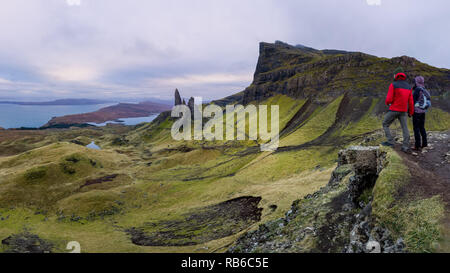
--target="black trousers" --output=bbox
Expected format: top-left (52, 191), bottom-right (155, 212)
top-left (412, 113), bottom-right (427, 148)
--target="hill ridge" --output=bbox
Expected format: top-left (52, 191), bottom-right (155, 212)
top-left (238, 41), bottom-right (449, 107)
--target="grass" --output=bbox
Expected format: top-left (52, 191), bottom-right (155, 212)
top-left (0, 142), bottom-right (131, 210)
top-left (406, 107), bottom-right (450, 132)
top-left (0, 119), bottom-right (337, 252)
top-left (372, 149), bottom-right (410, 212)
top-left (338, 98), bottom-right (381, 137)
top-left (280, 95), bottom-right (344, 147)
top-left (0, 88), bottom-right (448, 253)
top-left (372, 149), bottom-right (445, 252)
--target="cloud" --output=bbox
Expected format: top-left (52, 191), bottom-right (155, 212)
top-left (366, 0), bottom-right (382, 6)
top-left (0, 77), bottom-right (12, 84)
top-left (44, 66), bottom-right (101, 82)
top-left (0, 0), bottom-right (448, 101)
top-left (153, 73), bottom-right (252, 87)
top-left (67, 0), bottom-right (82, 6)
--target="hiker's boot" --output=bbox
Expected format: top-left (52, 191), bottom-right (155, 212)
top-left (381, 141), bottom-right (394, 147)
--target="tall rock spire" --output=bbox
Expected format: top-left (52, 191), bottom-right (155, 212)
top-left (187, 97), bottom-right (195, 113)
top-left (174, 89), bottom-right (182, 106)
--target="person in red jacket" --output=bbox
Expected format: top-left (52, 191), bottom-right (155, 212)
top-left (382, 67), bottom-right (414, 152)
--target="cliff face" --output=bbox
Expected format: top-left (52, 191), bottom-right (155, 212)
top-left (242, 41), bottom-right (450, 106)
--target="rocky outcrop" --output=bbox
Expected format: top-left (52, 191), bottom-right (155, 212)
top-left (173, 89), bottom-right (193, 113)
top-left (241, 41), bottom-right (450, 105)
top-left (229, 146), bottom-right (405, 253)
top-left (338, 147), bottom-right (404, 253)
top-left (174, 88), bottom-right (182, 106)
top-left (187, 97), bottom-right (195, 113)
top-left (1, 232), bottom-right (54, 253)
top-left (338, 146), bottom-right (386, 204)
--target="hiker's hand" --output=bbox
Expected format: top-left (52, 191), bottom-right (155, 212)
top-left (408, 114), bottom-right (412, 118)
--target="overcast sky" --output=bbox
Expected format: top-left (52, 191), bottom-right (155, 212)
top-left (0, 0), bottom-right (448, 101)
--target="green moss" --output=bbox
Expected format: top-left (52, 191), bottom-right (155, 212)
top-left (358, 188), bottom-right (373, 205)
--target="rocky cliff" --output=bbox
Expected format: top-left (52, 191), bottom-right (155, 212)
top-left (240, 41), bottom-right (450, 109)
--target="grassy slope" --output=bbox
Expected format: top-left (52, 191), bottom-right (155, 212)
top-left (0, 93), bottom-right (448, 253)
top-left (280, 95), bottom-right (343, 147)
top-left (0, 95), bottom-right (337, 252)
top-left (372, 149), bottom-right (445, 252)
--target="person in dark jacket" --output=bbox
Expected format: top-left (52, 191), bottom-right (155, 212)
top-left (412, 76), bottom-right (430, 150)
top-left (382, 67), bottom-right (414, 153)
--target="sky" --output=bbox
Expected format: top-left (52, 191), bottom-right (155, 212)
top-left (0, 0), bottom-right (448, 101)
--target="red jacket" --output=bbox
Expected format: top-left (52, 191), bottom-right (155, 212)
top-left (385, 73), bottom-right (414, 116)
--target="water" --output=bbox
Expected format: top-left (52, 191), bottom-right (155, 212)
top-left (0, 104), bottom-right (159, 129)
top-left (86, 141), bottom-right (101, 150)
top-left (0, 103), bottom-right (114, 129)
top-left (87, 114), bottom-right (159, 127)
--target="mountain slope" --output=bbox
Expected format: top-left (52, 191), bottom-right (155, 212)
top-left (1, 41), bottom-right (449, 253)
top-left (241, 41), bottom-right (450, 105)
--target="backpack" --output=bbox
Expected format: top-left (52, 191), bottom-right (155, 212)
top-left (415, 87), bottom-right (431, 111)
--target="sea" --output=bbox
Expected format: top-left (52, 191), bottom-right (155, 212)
top-left (0, 103), bottom-right (159, 129)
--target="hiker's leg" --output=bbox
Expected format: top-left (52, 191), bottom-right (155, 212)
top-left (420, 113), bottom-right (427, 147)
top-left (412, 114), bottom-right (421, 149)
top-left (399, 112), bottom-right (410, 150)
top-left (382, 111), bottom-right (397, 144)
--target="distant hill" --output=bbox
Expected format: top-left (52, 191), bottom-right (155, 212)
top-left (43, 101), bottom-right (172, 127)
top-left (0, 98), bottom-right (112, 106)
top-left (138, 98), bottom-right (172, 105)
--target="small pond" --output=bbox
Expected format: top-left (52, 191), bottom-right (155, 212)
top-left (86, 141), bottom-right (101, 150)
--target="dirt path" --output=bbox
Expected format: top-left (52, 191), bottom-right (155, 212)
top-left (395, 131), bottom-right (450, 208)
top-left (395, 131), bottom-right (450, 251)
